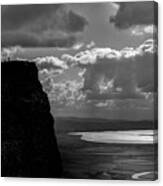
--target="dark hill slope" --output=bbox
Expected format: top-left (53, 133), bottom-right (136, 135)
top-left (1, 61), bottom-right (62, 177)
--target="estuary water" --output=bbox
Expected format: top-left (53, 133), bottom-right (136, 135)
top-left (69, 130), bottom-right (157, 144)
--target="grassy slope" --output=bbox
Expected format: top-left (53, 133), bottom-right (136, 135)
top-left (55, 117), bottom-right (157, 133)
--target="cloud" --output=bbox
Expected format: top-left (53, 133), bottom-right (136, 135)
top-left (38, 69), bottom-right (55, 93)
top-left (61, 38), bottom-right (156, 101)
top-left (131, 25), bottom-right (156, 36)
top-left (95, 100), bottom-right (114, 108)
top-left (62, 47), bottom-right (120, 67)
top-left (58, 10), bottom-right (88, 33)
top-left (2, 4), bottom-right (60, 31)
top-left (95, 98), bottom-right (154, 111)
top-left (110, 1), bottom-right (157, 29)
top-left (34, 56), bottom-right (68, 71)
top-left (1, 46), bottom-right (23, 61)
top-left (86, 41), bottom-right (96, 49)
top-left (46, 80), bottom-right (85, 107)
top-left (35, 57), bottom-right (85, 107)
top-left (1, 4), bottom-right (88, 47)
top-left (35, 59), bottom-right (86, 107)
top-left (72, 42), bottom-right (84, 50)
top-left (2, 32), bottom-right (78, 48)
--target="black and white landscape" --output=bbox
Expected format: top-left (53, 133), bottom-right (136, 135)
top-left (1, 1), bottom-right (158, 180)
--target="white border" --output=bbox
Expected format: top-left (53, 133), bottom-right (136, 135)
top-left (0, 0), bottom-right (162, 186)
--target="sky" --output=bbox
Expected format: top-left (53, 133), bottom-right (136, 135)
top-left (1, 1), bottom-right (158, 120)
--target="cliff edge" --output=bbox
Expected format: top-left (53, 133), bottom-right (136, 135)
top-left (1, 61), bottom-right (62, 177)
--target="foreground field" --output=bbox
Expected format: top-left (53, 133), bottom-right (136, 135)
top-left (55, 118), bottom-right (157, 180)
top-left (57, 132), bottom-right (157, 180)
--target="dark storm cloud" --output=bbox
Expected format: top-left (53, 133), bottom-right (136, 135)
top-left (110, 1), bottom-right (156, 29)
top-left (1, 4), bottom-right (61, 31)
top-left (2, 32), bottom-right (39, 47)
top-left (1, 4), bottom-right (88, 47)
top-left (57, 10), bottom-right (88, 33)
top-left (2, 32), bottom-right (76, 48)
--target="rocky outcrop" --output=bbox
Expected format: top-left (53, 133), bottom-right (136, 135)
top-left (1, 61), bottom-right (62, 178)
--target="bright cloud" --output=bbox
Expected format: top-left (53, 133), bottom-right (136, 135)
top-left (86, 41), bottom-right (96, 49)
top-left (48, 80), bottom-right (86, 107)
top-left (33, 38), bottom-right (156, 115)
top-left (1, 46), bottom-right (23, 61)
top-left (72, 42), bottom-right (84, 50)
top-left (131, 25), bottom-right (156, 36)
top-left (61, 38), bottom-right (156, 102)
top-left (34, 56), bottom-right (68, 71)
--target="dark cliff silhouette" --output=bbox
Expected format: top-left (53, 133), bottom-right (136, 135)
top-left (1, 61), bottom-right (62, 178)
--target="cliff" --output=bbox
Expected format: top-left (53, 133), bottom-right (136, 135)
top-left (1, 61), bottom-right (62, 177)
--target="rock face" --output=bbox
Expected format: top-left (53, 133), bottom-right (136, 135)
top-left (1, 61), bottom-right (62, 178)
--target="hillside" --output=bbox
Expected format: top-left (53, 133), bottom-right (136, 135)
top-left (55, 117), bottom-right (157, 133)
